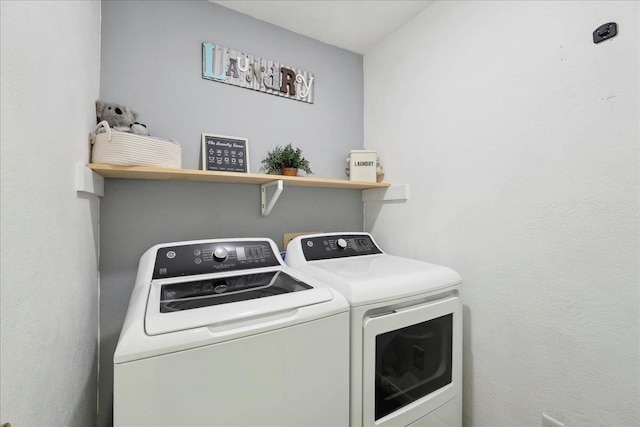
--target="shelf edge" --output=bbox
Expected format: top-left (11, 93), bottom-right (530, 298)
top-left (87, 164), bottom-right (390, 190)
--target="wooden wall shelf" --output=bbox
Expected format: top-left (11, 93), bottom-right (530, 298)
top-left (87, 163), bottom-right (391, 215)
top-left (87, 163), bottom-right (390, 190)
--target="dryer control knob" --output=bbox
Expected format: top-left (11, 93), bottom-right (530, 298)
top-left (336, 238), bottom-right (348, 250)
top-left (213, 246), bottom-right (228, 261)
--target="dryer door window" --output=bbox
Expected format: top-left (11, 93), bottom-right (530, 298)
top-left (375, 313), bottom-right (452, 420)
top-left (362, 296), bottom-right (461, 426)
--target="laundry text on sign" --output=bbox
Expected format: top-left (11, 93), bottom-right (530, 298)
top-left (202, 42), bottom-right (315, 104)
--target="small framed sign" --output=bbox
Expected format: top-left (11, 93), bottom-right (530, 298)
top-left (201, 133), bottom-right (249, 173)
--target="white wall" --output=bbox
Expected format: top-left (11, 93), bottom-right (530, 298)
top-left (0, 1), bottom-right (101, 425)
top-left (364, 1), bottom-right (639, 426)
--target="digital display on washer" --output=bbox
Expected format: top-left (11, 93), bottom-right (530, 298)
top-left (159, 271), bottom-right (311, 312)
top-left (237, 245), bottom-right (265, 261)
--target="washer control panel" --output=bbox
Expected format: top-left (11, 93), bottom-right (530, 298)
top-left (153, 240), bottom-right (279, 279)
top-left (301, 234), bottom-right (382, 261)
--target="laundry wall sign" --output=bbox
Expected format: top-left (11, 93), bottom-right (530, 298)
top-left (202, 42), bottom-right (315, 104)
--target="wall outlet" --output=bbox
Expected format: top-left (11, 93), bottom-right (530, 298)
top-left (283, 232), bottom-right (322, 250)
top-left (542, 414), bottom-right (565, 427)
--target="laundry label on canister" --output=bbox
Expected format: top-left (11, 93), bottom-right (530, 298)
top-left (347, 150), bottom-right (377, 182)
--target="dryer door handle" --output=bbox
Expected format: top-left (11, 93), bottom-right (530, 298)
top-left (363, 296), bottom-right (460, 335)
top-left (393, 295), bottom-right (458, 316)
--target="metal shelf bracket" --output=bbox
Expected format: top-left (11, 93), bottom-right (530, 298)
top-left (261, 180), bottom-right (284, 216)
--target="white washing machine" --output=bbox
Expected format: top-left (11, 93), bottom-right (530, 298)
top-left (286, 232), bottom-right (462, 427)
top-left (114, 237), bottom-right (350, 427)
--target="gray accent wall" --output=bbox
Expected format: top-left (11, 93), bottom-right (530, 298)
top-left (98, 1), bottom-right (364, 425)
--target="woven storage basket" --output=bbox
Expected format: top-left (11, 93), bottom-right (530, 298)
top-left (91, 121), bottom-right (182, 169)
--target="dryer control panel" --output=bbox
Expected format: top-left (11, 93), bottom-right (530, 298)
top-left (301, 234), bottom-right (382, 261)
top-left (153, 240), bottom-right (279, 279)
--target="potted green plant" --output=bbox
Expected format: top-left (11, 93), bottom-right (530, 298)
top-left (260, 143), bottom-right (313, 176)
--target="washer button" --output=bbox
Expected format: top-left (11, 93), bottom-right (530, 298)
top-left (337, 238), bottom-right (348, 249)
top-left (213, 247), bottom-right (228, 261)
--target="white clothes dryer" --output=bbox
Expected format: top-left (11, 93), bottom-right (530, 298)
top-left (114, 237), bottom-right (350, 427)
top-left (286, 232), bottom-right (462, 427)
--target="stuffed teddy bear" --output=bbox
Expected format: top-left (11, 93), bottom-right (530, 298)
top-left (96, 100), bottom-right (149, 136)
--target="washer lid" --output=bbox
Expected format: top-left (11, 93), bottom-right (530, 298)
top-left (305, 254), bottom-right (461, 305)
top-left (145, 269), bottom-right (332, 335)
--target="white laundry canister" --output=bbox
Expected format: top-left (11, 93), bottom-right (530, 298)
top-left (347, 150), bottom-right (377, 182)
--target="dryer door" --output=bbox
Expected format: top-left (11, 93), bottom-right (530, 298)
top-left (362, 296), bottom-right (462, 427)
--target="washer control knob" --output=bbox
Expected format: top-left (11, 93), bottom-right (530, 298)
top-left (213, 246), bottom-right (228, 261)
top-left (336, 238), bottom-right (348, 250)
